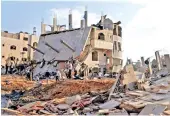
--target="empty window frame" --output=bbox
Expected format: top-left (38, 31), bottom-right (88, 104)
top-left (10, 45), bottom-right (16, 50)
top-left (114, 41), bottom-right (117, 50)
top-left (92, 51), bottom-right (98, 61)
top-left (23, 47), bottom-right (28, 51)
top-left (23, 37), bottom-right (28, 41)
top-left (118, 42), bottom-right (122, 51)
top-left (98, 33), bottom-right (105, 40)
top-left (22, 58), bottom-right (27, 61)
top-left (10, 56), bottom-right (15, 61)
top-left (33, 42), bottom-right (38, 47)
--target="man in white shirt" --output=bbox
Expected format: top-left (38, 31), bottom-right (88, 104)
top-left (56, 69), bottom-right (61, 81)
top-left (98, 71), bottom-right (103, 79)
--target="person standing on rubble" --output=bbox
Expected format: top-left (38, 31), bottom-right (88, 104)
top-left (68, 61), bottom-right (73, 79)
top-left (119, 70), bottom-right (127, 92)
top-left (10, 62), bottom-right (14, 74)
top-left (56, 69), bottom-right (61, 81)
top-left (5, 63), bottom-right (8, 74)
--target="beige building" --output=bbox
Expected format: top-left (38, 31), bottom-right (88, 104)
top-left (33, 10), bottom-right (123, 76)
top-left (1, 29), bottom-right (39, 66)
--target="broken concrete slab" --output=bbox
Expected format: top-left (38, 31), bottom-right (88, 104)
top-left (124, 100), bottom-right (149, 109)
top-left (126, 91), bottom-right (144, 97)
top-left (67, 108), bottom-right (74, 114)
top-left (1, 108), bottom-right (22, 115)
top-left (157, 89), bottom-right (169, 94)
top-left (39, 109), bottom-right (52, 115)
top-left (164, 110), bottom-right (170, 115)
top-left (99, 100), bottom-right (120, 109)
top-left (138, 104), bottom-right (167, 115)
top-left (56, 104), bottom-right (70, 110)
top-left (127, 82), bottom-right (136, 91)
top-left (123, 64), bottom-right (137, 85)
top-left (65, 95), bottom-right (81, 105)
top-left (17, 101), bottom-right (44, 112)
top-left (89, 105), bottom-right (99, 111)
top-left (120, 103), bottom-right (141, 113)
top-left (109, 109), bottom-right (129, 115)
top-left (83, 107), bottom-right (93, 113)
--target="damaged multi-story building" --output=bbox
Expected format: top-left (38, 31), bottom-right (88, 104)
top-left (1, 28), bottom-right (39, 66)
top-left (33, 9), bottom-right (123, 76)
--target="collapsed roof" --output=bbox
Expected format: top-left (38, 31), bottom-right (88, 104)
top-left (33, 27), bottom-right (91, 76)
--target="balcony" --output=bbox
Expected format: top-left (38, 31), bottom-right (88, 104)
top-left (112, 50), bottom-right (122, 59)
top-left (91, 40), bottom-right (113, 50)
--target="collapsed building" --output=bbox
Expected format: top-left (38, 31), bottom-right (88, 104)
top-left (33, 9), bottom-right (123, 77)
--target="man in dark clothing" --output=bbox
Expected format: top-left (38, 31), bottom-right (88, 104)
top-left (5, 63), bottom-right (8, 74)
top-left (68, 61), bottom-right (73, 79)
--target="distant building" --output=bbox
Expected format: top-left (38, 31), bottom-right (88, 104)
top-left (1, 29), bottom-right (39, 66)
top-left (33, 9), bottom-right (123, 76)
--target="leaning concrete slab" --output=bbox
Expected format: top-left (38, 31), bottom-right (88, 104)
top-left (33, 27), bottom-right (91, 76)
top-left (139, 104), bottom-right (167, 115)
top-left (164, 54), bottom-right (170, 72)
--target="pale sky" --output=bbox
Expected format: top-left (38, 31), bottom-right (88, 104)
top-left (2, 0), bottom-right (170, 62)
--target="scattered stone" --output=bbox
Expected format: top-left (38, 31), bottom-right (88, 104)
top-left (83, 107), bottom-right (93, 113)
top-left (67, 108), bottom-right (74, 114)
top-left (139, 104), bottom-right (167, 115)
top-left (66, 95), bottom-right (81, 105)
top-left (56, 104), bottom-right (70, 110)
top-left (99, 100), bottom-right (120, 109)
top-left (39, 109), bottom-right (51, 115)
top-left (89, 105), bottom-right (99, 111)
top-left (92, 95), bottom-right (105, 103)
top-left (157, 89), bottom-right (169, 94)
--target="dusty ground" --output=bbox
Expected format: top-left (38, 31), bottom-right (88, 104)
top-left (24, 78), bottom-right (115, 100)
top-left (1, 75), bottom-right (115, 100)
top-left (1, 75), bottom-right (35, 92)
top-left (1, 75), bottom-right (57, 92)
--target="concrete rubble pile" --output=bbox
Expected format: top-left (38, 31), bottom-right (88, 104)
top-left (1, 75), bottom-right (35, 92)
top-left (2, 65), bottom-right (170, 115)
top-left (2, 52), bottom-right (170, 115)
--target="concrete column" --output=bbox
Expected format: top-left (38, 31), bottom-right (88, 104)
top-left (129, 59), bottom-right (132, 64)
top-left (53, 16), bottom-right (57, 31)
top-left (87, 68), bottom-right (89, 76)
top-left (148, 62), bottom-right (153, 75)
top-left (155, 51), bottom-right (162, 70)
top-left (101, 16), bottom-right (104, 27)
top-left (141, 57), bottom-right (145, 66)
top-left (41, 19), bottom-right (46, 34)
top-left (69, 10), bottom-right (72, 30)
top-left (164, 54), bottom-right (170, 72)
top-left (80, 19), bottom-right (84, 28)
top-left (84, 7), bottom-right (88, 27)
top-left (27, 35), bottom-right (32, 61)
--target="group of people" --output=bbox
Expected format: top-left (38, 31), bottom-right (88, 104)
top-left (5, 61), bottom-right (15, 74)
top-left (3, 60), bottom-right (31, 77)
top-left (64, 60), bottom-right (83, 80)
